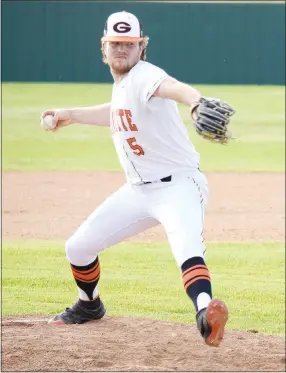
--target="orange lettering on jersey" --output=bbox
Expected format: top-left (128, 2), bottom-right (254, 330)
top-left (116, 109), bottom-right (128, 131)
top-left (124, 110), bottom-right (138, 131)
top-left (111, 109), bottom-right (138, 134)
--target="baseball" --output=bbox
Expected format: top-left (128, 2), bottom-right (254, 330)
top-left (41, 115), bottom-right (56, 130)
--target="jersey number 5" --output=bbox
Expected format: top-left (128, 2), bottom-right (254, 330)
top-left (127, 137), bottom-right (145, 156)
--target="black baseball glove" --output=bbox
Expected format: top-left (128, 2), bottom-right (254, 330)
top-left (191, 97), bottom-right (235, 144)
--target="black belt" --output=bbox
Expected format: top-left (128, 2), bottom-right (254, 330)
top-left (143, 175), bottom-right (172, 184)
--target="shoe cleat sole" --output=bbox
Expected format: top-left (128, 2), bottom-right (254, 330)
top-left (206, 298), bottom-right (228, 347)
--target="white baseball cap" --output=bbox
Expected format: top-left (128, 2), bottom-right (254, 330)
top-left (102, 11), bottom-right (144, 42)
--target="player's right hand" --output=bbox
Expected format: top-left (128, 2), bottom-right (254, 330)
top-left (40, 109), bottom-right (73, 132)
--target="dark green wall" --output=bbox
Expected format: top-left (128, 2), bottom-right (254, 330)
top-left (2, 1), bottom-right (285, 84)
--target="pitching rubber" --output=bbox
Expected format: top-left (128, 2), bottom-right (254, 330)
top-left (205, 298), bottom-right (229, 347)
top-left (48, 318), bottom-right (66, 325)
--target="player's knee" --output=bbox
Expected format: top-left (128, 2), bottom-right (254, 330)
top-left (65, 237), bottom-right (82, 264)
top-left (65, 235), bottom-right (103, 265)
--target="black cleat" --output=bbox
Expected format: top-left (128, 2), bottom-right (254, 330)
top-left (48, 299), bottom-right (106, 325)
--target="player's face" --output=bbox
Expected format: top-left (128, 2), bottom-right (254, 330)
top-left (104, 41), bottom-right (143, 74)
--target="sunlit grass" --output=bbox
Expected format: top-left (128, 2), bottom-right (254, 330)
top-left (3, 240), bottom-right (285, 336)
top-left (2, 83), bottom-right (285, 171)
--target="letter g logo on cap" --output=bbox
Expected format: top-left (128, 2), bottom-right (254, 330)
top-left (113, 22), bottom-right (131, 33)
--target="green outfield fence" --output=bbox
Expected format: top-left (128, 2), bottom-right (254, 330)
top-left (2, 1), bottom-right (285, 84)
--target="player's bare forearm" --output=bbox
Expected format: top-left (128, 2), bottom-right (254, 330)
top-left (153, 77), bottom-right (201, 109)
top-left (41, 103), bottom-right (111, 131)
top-left (69, 103), bottom-right (111, 126)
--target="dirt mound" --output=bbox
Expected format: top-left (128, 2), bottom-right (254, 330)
top-left (2, 315), bottom-right (285, 372)
top-left (2, 171), bottom-right (285, 242)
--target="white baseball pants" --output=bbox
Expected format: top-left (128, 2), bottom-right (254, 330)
top-left (66, 170), bottom-right (208, 268)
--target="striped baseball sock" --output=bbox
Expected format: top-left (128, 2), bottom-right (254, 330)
top-left (181, 256), bottom-right (212, 312)
top-left (70, 257), bottom-right (101, 304)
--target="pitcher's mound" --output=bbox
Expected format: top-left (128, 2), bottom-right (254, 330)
top-left (2, 315), bottom-right (285, 372)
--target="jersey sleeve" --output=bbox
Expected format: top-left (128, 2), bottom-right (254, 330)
top-left (138, 63), bottom-right (169, 105)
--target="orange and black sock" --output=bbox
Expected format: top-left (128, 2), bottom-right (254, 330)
top-left (181, 256), bottom-right (212, 312)
top-left (70, 257), bottom-right (100, 301)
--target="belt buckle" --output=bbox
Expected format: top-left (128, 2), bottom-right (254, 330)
top-left (160, 175), bottom-right (172, 182)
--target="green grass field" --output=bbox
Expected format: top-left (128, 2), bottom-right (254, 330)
top-left (2, 241), bottom-right (285, 336)
top-left (2, 83), bottom-right (285, 337)
top-left (2, 83), bottom-right (285, 171)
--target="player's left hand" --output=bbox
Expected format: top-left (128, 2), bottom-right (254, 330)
top-left (190, 97), bottom-right (235, 144)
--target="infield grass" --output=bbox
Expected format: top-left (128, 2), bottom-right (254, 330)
top-left (2, 83), bottom-right (285, 172)
top-left (2, 240), bottom-right (285, 336)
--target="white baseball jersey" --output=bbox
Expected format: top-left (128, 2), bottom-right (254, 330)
top-left (110, 61), bottom-right (200, 184)
top-left (65, 60), bottom-right (208, 285)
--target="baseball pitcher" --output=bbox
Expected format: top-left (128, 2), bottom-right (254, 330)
top-left (41, 11), bottom-right (235, 347)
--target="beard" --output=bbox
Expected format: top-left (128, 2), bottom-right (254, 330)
top-left (110, 58), bottom-right (137, 75)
